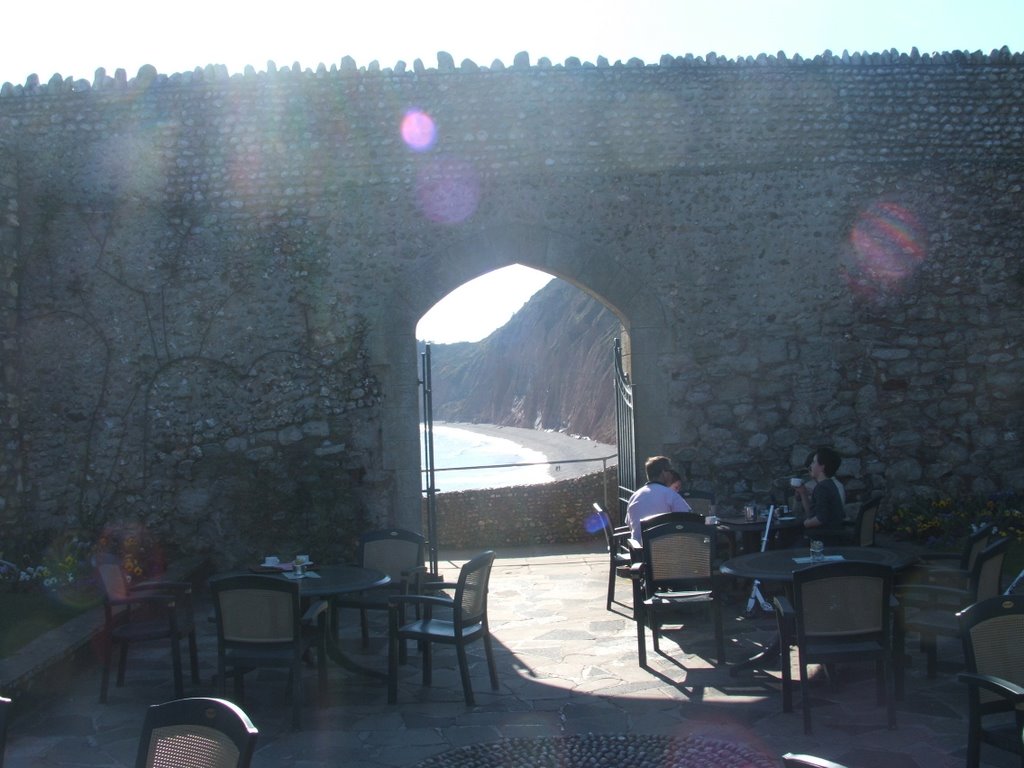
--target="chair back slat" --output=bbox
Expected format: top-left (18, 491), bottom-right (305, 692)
top-left (646, 529), bottom-right (713, 582)
top-left (217, 589), bottom-right (296, 643)
top-left (801, 575), bottom-right (885, 636)
top-left (963, 524), bottom-right (996, 570)
top-left (359, 529), bottom-right (425, 581)
top-left (856, 498), bottom-right (881, 546)
top-left (146, 724), bottom-right (241, 767)
top-left (455, 551), bottom-right (495, 628)
top-left (98, 562), bottom-right (131, 601)
top-left (135, 697), bottom-right (258, 768)
top-left (971, 538), bottom-right (1009, 601)
top-left (969, 612), bottom-right (1024, 704)
top-left (792, 561), bottom-right (892, 642)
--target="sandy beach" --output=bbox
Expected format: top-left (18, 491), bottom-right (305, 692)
top-left (438, 422), bottom-right (617, 481)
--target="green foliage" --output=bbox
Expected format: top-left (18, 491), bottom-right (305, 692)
top-left (879, 492), bottom-right (1024, 548)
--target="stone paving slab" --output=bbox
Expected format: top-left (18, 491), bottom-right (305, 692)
top-left (2, 543), bottom-right (1018, 767)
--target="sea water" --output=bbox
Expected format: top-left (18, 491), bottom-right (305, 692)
top-left (420, 423), bottom-right (553, 492)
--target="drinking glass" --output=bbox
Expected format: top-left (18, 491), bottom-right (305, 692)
top-left (810, 540), bottom-right (825, 562)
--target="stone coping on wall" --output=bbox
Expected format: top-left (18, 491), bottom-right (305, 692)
top-left (0, 556), bottom-right (211, 703)
top-left (3, 45), bottom-right (1021, 97)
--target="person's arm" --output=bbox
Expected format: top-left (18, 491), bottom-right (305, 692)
top-left (671, 493), bottom-right (692, 513)
top-left (796, 484), bottom-right (819, 527)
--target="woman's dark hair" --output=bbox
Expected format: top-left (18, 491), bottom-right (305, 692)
top-left (815, 446), bottom-right (842, 477)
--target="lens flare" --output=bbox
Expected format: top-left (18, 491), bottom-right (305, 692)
top-left (402, 109), bottom-right (436, 152)
top-left (415, 156), bottom-right (481, 225)
top-left (848, 201), bottom-right (927, 292)
top-left (583, 511), bottom-right (604, 535)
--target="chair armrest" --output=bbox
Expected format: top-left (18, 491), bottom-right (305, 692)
top-left (958, 672), bottom-right (1024, 701)
top-left (626, 538), bottom-right (643, 563)
top-left (388, 593), bottom-right (458, 610)
top-left (130, 580), bottom-right (192, 597)
top-left (628, 562), bottom-right (645, 581)
top-left (773, 595), bottom-right (794, 618)
top-left (895, 584), bottom-right (971, 609)
top-left (109, 592), bottom-right (182, 608)
top-left (918, 553), bottom-right (959, 563)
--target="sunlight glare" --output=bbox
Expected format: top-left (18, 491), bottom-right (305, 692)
top-left (417, 265), bottom-right (554, 344)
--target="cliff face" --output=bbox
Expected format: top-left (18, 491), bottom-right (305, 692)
top-left (423, 281), bottom-right (621, 444)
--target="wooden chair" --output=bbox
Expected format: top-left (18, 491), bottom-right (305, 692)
top-left (774, 561), bottom-right (896, 734)
top-left (631, 517), bottom-right (724, 667)
top-left (209, 574), bottom-right (328, 729)
top-left (387, 551), bottom-right (499, 706)
top-left (849, 496), bottom-right (881, 546)
top-left (332, 528), bottom-right (426, 648)
top-left (593, 503), bottom-right (631, 611)
top-left (956, 594), bottom-right (1024, 768)
top-left (897, 537), bottom-right (1009, 680)
top-left (96, 554), bottom-right (199, 703)
top-left (134, 697), bottom-right (258, 768)
top-left (681, 489), bottom-right (716, 517)
top-left (908, 523), bottom-right (997, 590)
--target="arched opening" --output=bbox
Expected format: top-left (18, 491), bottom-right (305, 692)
top-left (413, 263), bottom-right (629, 560)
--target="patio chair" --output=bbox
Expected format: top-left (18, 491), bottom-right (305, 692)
top-left (0, 696), bottom-right (10, 768)
top-left (774, 560), bottom-right (896, 735)
top-left (134, 696), bottom-right (258, 768)
top-left (209, 574), bottom-right (328, 729)
top-left (593, 503), bottom-right (631, 611)
top-left (907, 523), bottom-right (997, 590)
top-left (896, 537), bottom-right (1009, 680)
top-left (807, 497), bottom-right (879, 548)
top-left (387, 551), bottom-right (499, 706)
top-left (681, 489), bottom-right (716, 517)
top-left (782, 755), bottom-right (850, 768)
top-left (632, 517), bottom-right (725, 667)
top-left (956, 594), bottom-right (1024, 768)
top-left (96, 554), bottom-right (199, 703)
top-left (332, 528), bottom-right (427, 648)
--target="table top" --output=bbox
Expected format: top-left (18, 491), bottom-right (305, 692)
top-left (719, 546), bottom-right (917, 582)
top-left (715, 514), bottom-right (804, 532)
top-left (228, 564), bottom-right (391, 597)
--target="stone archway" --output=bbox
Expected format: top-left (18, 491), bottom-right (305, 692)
top-left (381, 223), bottom-right (672, 531)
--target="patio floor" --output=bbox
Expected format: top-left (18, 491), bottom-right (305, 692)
top-left (2, 542), bottom-right (1015, 767)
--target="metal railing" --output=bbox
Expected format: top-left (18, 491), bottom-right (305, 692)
top-left (422, 453), bottom-right (618, 512)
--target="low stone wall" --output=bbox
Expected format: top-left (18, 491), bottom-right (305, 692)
top-left (424, 467), bottom-right (618, 549)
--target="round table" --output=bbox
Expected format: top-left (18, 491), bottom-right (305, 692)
top-left (237, 564), bottom-right (391, 678)
top-left (291, 564), bottom-right (390, 597)
top-left (720, 545), bottom-right (917, 582)
top-left (719, 546), bottom-right (917, 676)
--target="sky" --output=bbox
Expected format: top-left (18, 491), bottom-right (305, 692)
top-left (3, 0), bottom-right (1021, 343)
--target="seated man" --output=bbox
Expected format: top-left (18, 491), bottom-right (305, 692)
top-left (795, 445), bottom-right (846, 534)
top-left (626, 456), bottom-right (692, 542)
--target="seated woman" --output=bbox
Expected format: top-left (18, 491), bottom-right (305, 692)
top-left (794, 446), bottom-right (846, 538)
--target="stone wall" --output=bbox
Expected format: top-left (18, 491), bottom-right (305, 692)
top-left (1, 48), bottom-right (1022, 560)
top-left (426, 467), bottom-right (617, 550)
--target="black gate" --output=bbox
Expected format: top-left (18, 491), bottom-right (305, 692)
top-left (614, 337), bottom-right (636, 523)
top-left (420, 343), bottom-right (440, 577)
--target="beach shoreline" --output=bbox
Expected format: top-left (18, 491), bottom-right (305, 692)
top-left (435, 422), bottom-right (617, 481)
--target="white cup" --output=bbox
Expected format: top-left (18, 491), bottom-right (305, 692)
top-left (790, 478), bottom-right (803, 487)
top-left (294, 554), bottom-right (310, 566)
top-left (263, 556), bottom-right (280, 567)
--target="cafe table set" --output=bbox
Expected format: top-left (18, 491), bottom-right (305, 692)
top-left (229, 552), bottom-right (392, 678)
